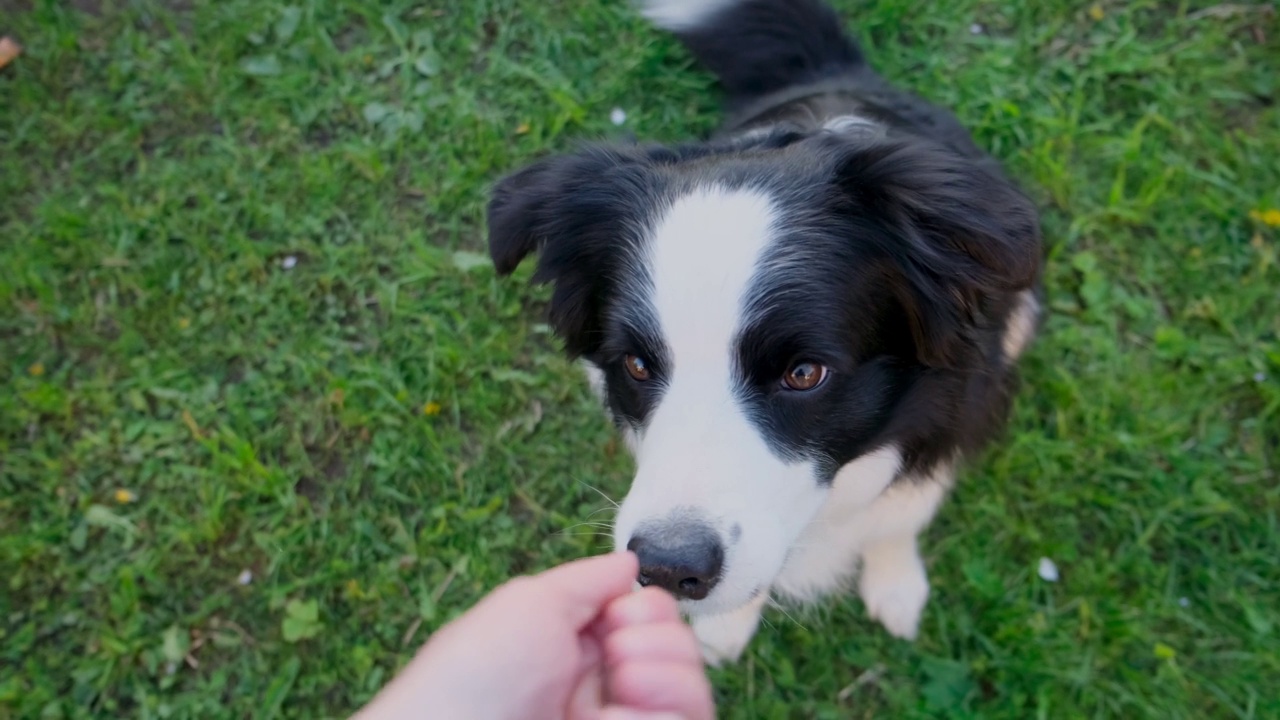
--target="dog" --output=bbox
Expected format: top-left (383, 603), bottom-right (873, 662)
top-left (486, 0), bottom-right (1043, 664)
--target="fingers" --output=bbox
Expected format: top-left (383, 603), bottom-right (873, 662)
top-left (566, 634), bottom-right (606, 720)
top-left (598, 591), bottom-right (712, 720)
top-left (606, 661), bottom-right (715, 720)
top-left (604, 622), bottom-right (702, 668)
top-left (564, 575), bottom-right (711, 720)
top-left (530, 551), bottom-right (640, 629)
top-left (599, 709), bottom-right (685, 720)
top-left (596, 587), bottom-right (681, 637)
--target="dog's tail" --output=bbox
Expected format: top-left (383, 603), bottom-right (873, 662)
top-left (639, 0), bottom-right (868, 107)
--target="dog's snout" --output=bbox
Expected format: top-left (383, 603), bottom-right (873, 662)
top-left (627, 523), bottom-right (724, 601)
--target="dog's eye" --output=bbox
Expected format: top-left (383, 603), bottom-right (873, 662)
top-left (782, 361), bottom-right (827, 391)
top-left (624, 354), bottom-right (652, 382)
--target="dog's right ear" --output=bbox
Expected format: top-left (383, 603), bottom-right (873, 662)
top-left (487, 148), bottom-right (635, 276)
top-left (487, 157), bottom-right (558, 276)
top-left (486, 147), bottom-right (647, 357)
top-left (487, 137), bottom-right (757, 276)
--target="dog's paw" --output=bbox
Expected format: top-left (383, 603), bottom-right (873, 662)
top-left (692, 599), bottom-right (765, 667)
top-left (858, 545), bottom-right (929, 640)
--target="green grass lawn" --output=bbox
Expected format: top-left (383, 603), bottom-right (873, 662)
top-left (2, 0), bottom-right (1278, 717)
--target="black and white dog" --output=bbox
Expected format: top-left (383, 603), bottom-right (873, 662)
top-left (487, 0), bottom-right (1043, 664)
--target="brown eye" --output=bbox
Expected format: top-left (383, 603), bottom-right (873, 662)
top-left (782, 361), bottom-right (827, 391)
top-left (624, 354), bottom-right (651, 381)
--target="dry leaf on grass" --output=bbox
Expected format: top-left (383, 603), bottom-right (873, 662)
top-left (0, 37), bottom-right (22, 70)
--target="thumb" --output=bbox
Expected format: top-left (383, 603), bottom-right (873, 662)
top-left (534, 551), bottom-right (640, 629)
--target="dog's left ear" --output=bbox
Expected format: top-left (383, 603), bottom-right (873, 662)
top-left (831, 138), bottom-right (1043, 366)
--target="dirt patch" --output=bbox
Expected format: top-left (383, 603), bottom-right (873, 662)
top-left (71, 0), bottom-right (102, 16)
top-left (139, 114), bottom-right (224, 156)
top-left (295, 445), bottom-right (350, 505)
top-left (333, 17), bottom-right (368, 52)
top-left (0, 0), bottom-right (34, 15)
top-left (306, 124), bottom-right (335, 148)
top-left (294, 475), bottom-right (322, 504)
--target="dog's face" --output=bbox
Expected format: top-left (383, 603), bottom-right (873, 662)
top-left (488, 132), bottom-right (1039, 615)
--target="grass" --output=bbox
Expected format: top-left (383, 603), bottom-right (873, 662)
top-left (1, 0), bottom-right (1278, 717)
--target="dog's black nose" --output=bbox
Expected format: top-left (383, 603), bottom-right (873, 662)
top-left (627, 524), bottom-right (724, 601)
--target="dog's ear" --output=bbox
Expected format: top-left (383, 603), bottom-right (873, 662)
top-left (831, 138), bottom-right (1042, 367)
top-left (487, 147), bottom-right (646, 357)
top-left (489, 153), bottom-right (586, 277)
top-left (487, 160), bottom-right (552, 277)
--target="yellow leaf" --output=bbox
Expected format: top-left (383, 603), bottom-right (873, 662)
top-left (178, 317), bottom-right (191, 330)
top-left (1089, 4), bottom-right (1105, 20)
top-left (343, 578), bottom-right (367, 600)
top-left (1153, 642), bottom-right (1176, 660)
top-left (515, 122), bottom-right (531, 135)
top-left (114, 489), bottom-right (138, 504)
top-left (1249, 208), bottom-right (1280, 228)
top-left (181, 409), bottom-right (204, 439)
top-left (423, 401), bottom-right (442, 416)
top-left (28, 362), bottom-right (44, 377)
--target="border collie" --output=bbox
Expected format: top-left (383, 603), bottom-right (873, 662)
top-left (487, 0), bottom-right (1043, 664)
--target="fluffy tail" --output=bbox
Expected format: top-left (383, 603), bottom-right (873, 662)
top-left (639, 0), bottom-right (867, 106)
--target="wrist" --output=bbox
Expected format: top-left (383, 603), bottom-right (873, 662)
top-left (350, 646), bottom-right (469, 720)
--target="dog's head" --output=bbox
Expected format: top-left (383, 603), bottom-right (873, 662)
top-left (488, 131), bottom-right (1040, 614)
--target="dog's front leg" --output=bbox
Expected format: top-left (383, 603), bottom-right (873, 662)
top-left (691, 592), bottom-right (768, 666)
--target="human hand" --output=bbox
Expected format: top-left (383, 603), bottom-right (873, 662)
top-left (351, 552), bottom-right (714, 720)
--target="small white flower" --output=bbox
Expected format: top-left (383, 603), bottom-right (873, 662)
top-left (281, 255), bottom-right (298, 270)
top-left (1254, 372), bottom-right (1266, 383)
top-left (237, 569), bottom-right (253, 586)
top-left (969, 23), bottom-right (984, 35)
top-left (610, 107), bottom-right (627, 126)
top-left (1178, 597), bottom-right (1190, 608)
top-left (1037, 557), bottom-right (1059, 582)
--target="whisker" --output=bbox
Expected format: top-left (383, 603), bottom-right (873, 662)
top-left (585, 506), bottom-right (617, 520)
top-left (556, 521), bottom-right (614, 535)
top-left (557, 522), bottom-right (610, 531)
top-left (574, 477), bottom-right (621, 509)
top-left (766, 597), bottom-right (809, 632)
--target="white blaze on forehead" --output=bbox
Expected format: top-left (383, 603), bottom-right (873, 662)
top-left (615, 185), bottom-right (830, 615)
top-left (645, 186), bottom-right (779, 371)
